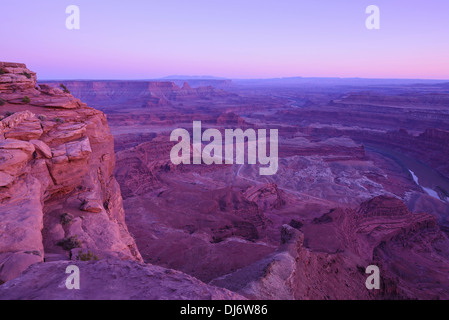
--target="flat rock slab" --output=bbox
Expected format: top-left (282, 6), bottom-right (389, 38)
top-left (0, 259), bottom-right (245, 300)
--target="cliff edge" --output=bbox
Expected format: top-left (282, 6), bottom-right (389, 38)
top-left (0, 62), bottom-right (243, 300)
top-left (0, 62), bottom-right (145, 283)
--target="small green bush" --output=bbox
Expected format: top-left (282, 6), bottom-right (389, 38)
top-left (57, 235), bottom-right (82, 251)
top-left (21, 71), bottom-right (31, 79)
top-left (24, 250), bottom-right (42, 257)
top-left (60, 213), bottom-right (74, 225)
top-left (0, 98), bottom-right (6, 106)
top-left (54, 117), bottom-right (64, 123)
top-left (76, 250), bottom-right (99, 262)
top-left (59, 84), bottom-right (71, 94)
top-left (0, 69), bottom-right (6, 75)
top-left (22, 96), bottom-right (31, 103)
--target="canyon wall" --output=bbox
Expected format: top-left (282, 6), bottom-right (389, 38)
top-left (0, 62), bottom-right (243, 300)
top-left (0, 62), bottom-right (143, 283)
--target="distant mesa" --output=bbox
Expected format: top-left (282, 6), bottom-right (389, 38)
top-left (160, 75), bottom-right (228, 80)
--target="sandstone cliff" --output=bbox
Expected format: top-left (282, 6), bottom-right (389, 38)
top-left (0, 62), bottom-right (245, 300)
top-left (0, 62), bottom-right (144, 283)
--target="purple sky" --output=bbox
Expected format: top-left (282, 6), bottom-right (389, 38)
top-left (1, 0), bottom-right (448, 79)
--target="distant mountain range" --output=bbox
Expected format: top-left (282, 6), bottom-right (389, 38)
top-left (159, 75), bottom-right (228, 80)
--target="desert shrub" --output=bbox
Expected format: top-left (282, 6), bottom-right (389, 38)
top-left (0, 98), bottom-right (6, 106)
top-left (60, 213), bottom-right (74, 225)
top-left (5, 111), bottom-right (14, 117)
top-left (24, 250), bottom-right (42, 257)
top-left (59, 83), bottom-right (71, 94)
top-left (76, 250), bottom-right (99, 262)
top-left (22, 96), bottom-right (31, 103)
top-left (21, 71), bottom-right (31, 79)
top-left (0, 69), bottom-right (5, 75)
top-left (57, 235), bottom-right (82, 251)
top-left (54, 117), bottom-right (64, 123)
top-left (37, 114), bottom-right (47, 121)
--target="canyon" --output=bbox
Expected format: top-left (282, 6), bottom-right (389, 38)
top-left (1, 62), bottom-right (449, 299)
top-left (0, 62), bottom-right (240, 299)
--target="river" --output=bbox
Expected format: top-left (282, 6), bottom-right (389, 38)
top-left (366, 145), bottom-right (449, 203)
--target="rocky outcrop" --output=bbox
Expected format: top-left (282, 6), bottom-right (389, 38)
top-left (1, 63), bottom-right (246, 300)
top-left (216, 112), bottom-right (247, 126)
top-left (243, 183), bottom-right (286, 210)
top-left (211, 196), bottom-right (449, 300)
top-left (40, 80), bottom-right (235, 109)
top-left (0, 62), bottom-right (142, 283)
top-left (0, 62), bottom-right (37, 93)
top-left (0, 259), bottom-right (245, 300)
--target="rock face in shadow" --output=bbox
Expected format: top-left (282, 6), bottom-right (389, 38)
top-left (211, 197), bottom-right (449, 300)
top-left (0, 62), bottom-right (142, 283)
top-left (0, 259), bottom-right (244, 300)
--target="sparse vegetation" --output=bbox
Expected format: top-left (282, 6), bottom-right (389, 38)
top-left (57, 235), bottom-right (82, 251)
top-left (60, 212), bottom-right (74, 226)
top-left (76, 250), bottom-right (99, 262)
top-left (0, 69), bottom-right (5, 75)
top-left (54, 117), bottom-right (64, 123)
top-left (22, 96), bottom-right (31, 104)
top-left (59, 83), bottom-right (71, 94)
top-left (5, 111), bottom-right (14, 117)
top-left (24, 250), bottom-right (42, 257)
top-left (0, 98), bottom-right (6, 106)
top-left (37, 114), bottom-right (47, 121)
top-left (21, 71), bottom-right (32, 79)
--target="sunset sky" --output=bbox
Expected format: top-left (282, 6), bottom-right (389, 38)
top-left (1, 0), bottom-right (448, 79)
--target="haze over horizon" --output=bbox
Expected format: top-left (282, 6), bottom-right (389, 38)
top-left (1, 0), bottom-right (448, 80)
top-left (34, 75), bottom-right (449, 82)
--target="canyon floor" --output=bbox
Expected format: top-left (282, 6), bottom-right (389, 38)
top-left (1, 63), bottom-right (449, 299)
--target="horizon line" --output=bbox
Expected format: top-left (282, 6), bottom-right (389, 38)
top-left (37, 76), bottom-right (449, 82)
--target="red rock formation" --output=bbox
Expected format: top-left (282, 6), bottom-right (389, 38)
top-left (216, 112), bottom-right (247, 126)
top-left (243, 183), bottom-right (286, 210)
top-left (40, 80), bottom-right (235, 109)
top-left (0, 63), bottom-right (142, 283)
top-left (0, 62), bottom-right (37, 93)
top-left (212, 196), bottom-right (449, 300)
top-left (1, 62), bottom-right (246, 301)
top-left (4, 68), bottom-right (447, 300)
